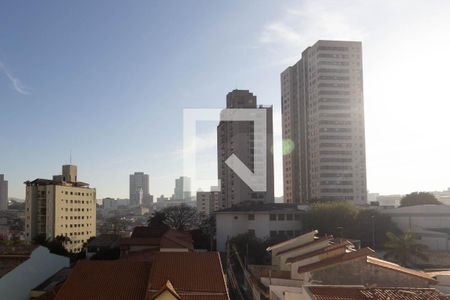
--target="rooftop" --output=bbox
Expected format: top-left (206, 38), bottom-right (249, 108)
top-left (54, 261), bottom-right (152, 300)
top-left (51, 252), bottom-right (229, 300)
top-left (307, 286), bottom-right (448, 300)
top-left (87, 234), bottom-right (120, 248)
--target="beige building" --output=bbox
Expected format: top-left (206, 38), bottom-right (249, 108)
top-left (217, 90), bottom-right (274, 208)
top-left (25, 165), bottom-right (96, 252)
top-left (281, 40), bottom-right (367, 204)
top-left (196, 190), bottom-right (222, 215)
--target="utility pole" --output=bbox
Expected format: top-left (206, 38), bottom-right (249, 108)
top-left (371, 215), bottom-right (376, 249)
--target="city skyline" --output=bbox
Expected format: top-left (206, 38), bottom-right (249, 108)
top-left (1, 1), bottom-right (450, 199)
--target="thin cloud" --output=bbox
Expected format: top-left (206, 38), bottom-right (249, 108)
top-left (259, 0), bottom-right (367, 66)
top-left (0, 61), bottom-right (30, 95)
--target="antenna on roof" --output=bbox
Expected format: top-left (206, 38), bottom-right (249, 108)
top-left (69, 150), bottom-right (72, 164)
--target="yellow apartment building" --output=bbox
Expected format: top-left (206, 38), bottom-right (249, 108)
top-left (25, 165), bottom-right (96, 252)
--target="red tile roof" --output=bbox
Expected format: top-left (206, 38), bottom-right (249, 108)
top-left (54, 261), bottom-right (152, 300)
top-left (148, 252), bottom-right (228, 295)
top-left (308, 286), bottom-right (449, 300)
top-left (121, 227), bottom-right (193, 252)
top-left (131, 225), bottom-right (170, 238)
top-left (53, 252), bottom-right (229, 300)
top-left (120, 249), bottom-right (158, 262)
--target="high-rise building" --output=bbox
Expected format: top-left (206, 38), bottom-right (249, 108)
top-left (196, 189), bottom-right (222, 215)
top-left (173, 176), bottom-right (191, 201)
top-left (0, 174), bottom-right (8, 210)
top-left (24, 165), bottom-right (96, 252)
top-left (129, 172), bottom-right (150, 206)
top-left (217, 90), bottom-right (274, 207)
top-left (281, 40), bottom-right (367, 204)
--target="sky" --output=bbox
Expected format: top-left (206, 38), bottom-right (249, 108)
top-left (0, 0), bottom-right (449, 199)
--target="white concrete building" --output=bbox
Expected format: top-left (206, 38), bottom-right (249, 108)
top-left (0, 246), bottom-right (69, 300)
top-left (215, 203), bottom-right (305, 251)
top-left (381, 204), bottom-right (450, 251)
top-left (281, 40), bottom-right (367, 204)
top-left (0, 174), bottom-right (8, 210)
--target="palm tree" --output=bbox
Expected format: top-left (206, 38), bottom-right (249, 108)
top-left (384, 231), bottom-right (428, 266)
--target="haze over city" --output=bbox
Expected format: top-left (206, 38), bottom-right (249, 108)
top-left (1, 0), bottom-right (449, 199)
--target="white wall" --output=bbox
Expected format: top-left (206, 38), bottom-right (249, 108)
top-left (0, 246), bottom-right (70, 300)
top-left (216, 211), bottom-right (303, 251)
top-left (382, 205), bottom-right (450, 251)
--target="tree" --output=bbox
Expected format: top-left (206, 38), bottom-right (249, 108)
top-left (229, 233), bottom-right (271, 265)
top-left (303, 201), bottom-right (359, 238)
top-left (148, 205), bottom-right (201, 231)
top-left (33, 234), bottom-right (70, 257)
top-left (384, 231), bottom-right (428, 266)
top-left (351, 209), bottom-right (400, 249)
top-left (400, 192), bottom-right (441, 207)
top-left (147, 211), bottom-right (168, 228)
top-left (302, 201), bottom-right (400, 249)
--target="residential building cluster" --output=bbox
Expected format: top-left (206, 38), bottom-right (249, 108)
top-left (246, 231), bottom-right (448, 299)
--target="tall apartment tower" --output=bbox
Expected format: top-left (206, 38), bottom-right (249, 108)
top-left (217, 90), bottom-right (274, 208)
top-left (0, 174), bottom-right (8, 210)
top-left (173, 176), bottom-right (191, 201)
top-left (129, 172), bottom-right (150, 206)
top-left (24, 165), bottom-right (96, 252)
top-left (281, 40), bottom-right (367, 204)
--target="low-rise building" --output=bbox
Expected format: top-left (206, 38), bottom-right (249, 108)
top-left (246, 231), bottom-right (438, 300)
top-left (119, 225), bottom-right (194, 259)
top-left (215, 203), bottom-right (305, 251)
top-left (0, 245), bottom-right (69, 300)
top-left (381, 204), bottom-right (450, 251)
top-left (45, 252), bottom-right (229, 300)
top-left (303, 286), bottom-right (448, 300)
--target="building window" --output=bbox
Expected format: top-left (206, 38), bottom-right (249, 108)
top-left (248, 229), bottom-right (255, 236)
top-left (248, 214), bottom-right (255, 221)
top-left (270, 231), bottom-right (277, 237)
top-left (269, 214), bottom-right (276, 221)
top-left (286, 230), bottom-right (294, 237)
top-left (294, 214), bottom-right (301, 221)
top-left (286, 214), bottom-right (293, 221)
top-left (278, 214), bottom-right (285, 221)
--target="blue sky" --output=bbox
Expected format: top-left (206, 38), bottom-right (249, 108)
top-left (1, 0), bottom-right (450, 199)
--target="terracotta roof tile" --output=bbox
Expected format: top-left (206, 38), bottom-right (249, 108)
top-left (54, 261), bottom-right (151, 300)
top-left (308, 286), bottom-right (449, 300)
top-left (120, 249), bottom-right (157, 262)
top-left (149, 252), bottom-right (228, 295)
top-left (131, 225), bottom-right (170, 238)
